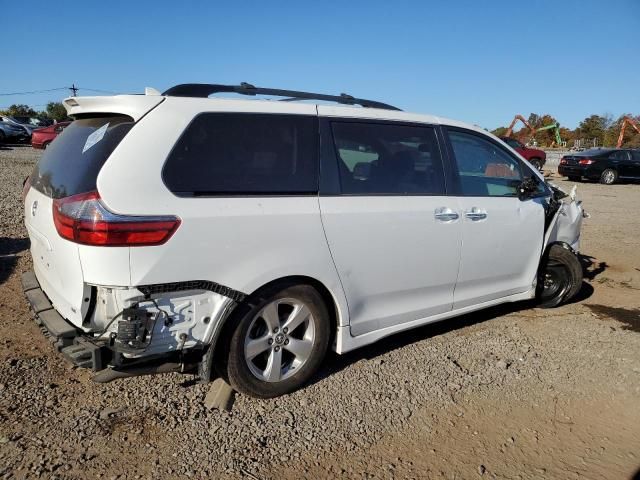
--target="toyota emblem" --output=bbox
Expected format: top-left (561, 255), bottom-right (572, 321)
top-left (31, 200), bottom-right (38, 217)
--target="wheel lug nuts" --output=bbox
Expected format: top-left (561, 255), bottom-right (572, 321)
top-left (284, 339), bottom-right (289, 345)
top-left (273, 327), bottom-right (279, 333)
top-left (274, 346), bottom-right (280, 352)
top-left (268, 338), bottom-right (273, 345)
top-left (283, 327), bottom-right (288, 334)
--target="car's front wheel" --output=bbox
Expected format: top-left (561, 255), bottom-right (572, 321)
top-left (567, 175), bottom-right (581, 181)
top-left (537, 244), bottom-right (583, 308)
top-left (226, 284), bottom-right (330, 398)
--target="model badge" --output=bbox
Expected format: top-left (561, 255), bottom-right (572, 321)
top-left (31, 200), bottom-right (38, 217)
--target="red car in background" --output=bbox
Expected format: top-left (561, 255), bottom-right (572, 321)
top-left (31, 122), bottom-right (71, 149)
top-left (499, 136), bottom-right (546, 171)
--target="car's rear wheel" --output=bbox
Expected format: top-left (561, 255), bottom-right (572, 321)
top-left (226, 284), bottom-right (330, 398)
top-left (567, 175), bottom-right (581, 181)
top-left (600, 168), bottom-right (618, 185)
top-left (42, 141), bottom-right (50, 149)
top-left (537, 245), bottom-right (583, 308)
top-left (529, 158), bottom-right (542, 171)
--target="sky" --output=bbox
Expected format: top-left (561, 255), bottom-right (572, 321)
top-left (2, 0), bottom-right (638, 130)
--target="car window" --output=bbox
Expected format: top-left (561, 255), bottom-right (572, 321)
top-left (31, 116), bottom-right (134, 199)
top-left (163, 113), bottom-right (318, 196)
top-left (448, 130), bottom-right (523, 197)
top-left (504, 138), bottom-right (521, 149)
top-left (609, 151), bottom-right (630, 161)
top-left (632, 151), bottom-right (640, 161)
top-left (330, 122), bottom-right (445, 195)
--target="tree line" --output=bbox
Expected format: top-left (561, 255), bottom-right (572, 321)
top-left (3, 102), bottom-right (638, 149)
top-left (0, 103), bottom-right (69, 122)
top-left (491, 113), bottom-right (640, 149)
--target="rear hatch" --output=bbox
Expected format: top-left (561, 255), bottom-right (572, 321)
top-left (24, 115), bottom-right (135, 327)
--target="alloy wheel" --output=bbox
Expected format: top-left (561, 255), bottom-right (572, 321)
top-left (244, 298), bottom-right (317, 382)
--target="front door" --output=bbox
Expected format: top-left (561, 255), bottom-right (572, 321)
top-left (445, 128), bottom-right (545, 309)
top-left (317, 116), bottom-right (461, 336)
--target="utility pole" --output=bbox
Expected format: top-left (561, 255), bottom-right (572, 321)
top-left (69, 84), bottom-right (78, 96)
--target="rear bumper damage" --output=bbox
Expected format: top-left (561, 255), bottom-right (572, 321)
top-left (21, 270), bottom-right (242, 379)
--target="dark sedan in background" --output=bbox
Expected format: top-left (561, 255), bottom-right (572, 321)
top-left (558, 148), bottom-right (640, 184)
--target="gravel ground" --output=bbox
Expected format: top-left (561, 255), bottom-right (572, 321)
top-left (0, 146), bottom-right (639, 479)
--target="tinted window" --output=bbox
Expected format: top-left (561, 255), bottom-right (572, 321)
top-left (163, 114), bottom-right (318, 196)
top-left (632, 151), bottom-right (640, 161)
top-left (503, 138), bottom-right (522, 149)
top-left (31, 115), bottom-right (134, 199)
top-left (448, 130), bottom-right (523, 197)
top-left (609, 151), bottom-right (630, 161)
top-left (330, 122), bottom-right (445, 195)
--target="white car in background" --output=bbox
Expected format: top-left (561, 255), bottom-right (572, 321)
top-left (22, 83), bottom-right (585, 398)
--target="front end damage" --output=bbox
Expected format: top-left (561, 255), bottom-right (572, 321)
top-left (22, 273), bottom-right (243, 381)
top-left (544, 183), bottom-right (588, 252)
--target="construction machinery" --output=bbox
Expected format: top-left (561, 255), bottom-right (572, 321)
top-left (616, 116), bottom-right (640, 148)
top-left (504, 114), bottom-right (564, 147)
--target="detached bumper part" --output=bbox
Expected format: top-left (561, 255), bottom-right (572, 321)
top-left (21, 270), bottom-right (109, 370)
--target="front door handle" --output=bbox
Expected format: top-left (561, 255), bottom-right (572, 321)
top-left (434, 207), bottom-right (459, 222)
top-left (465, 207), bottom-right (487, 221)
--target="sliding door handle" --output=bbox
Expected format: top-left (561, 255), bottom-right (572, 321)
top-left (434, 207), bottom-right (459, 222)
top-left (465, 207), bottom-right (487, 220)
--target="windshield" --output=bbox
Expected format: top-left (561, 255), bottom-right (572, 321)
top-left (30, 115), bottom-right (134, 199)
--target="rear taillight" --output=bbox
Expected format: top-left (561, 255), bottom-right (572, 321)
top-left (22, 175), bottom-right (31, 201)
top-left (578, 158), bottom-right (595, 165)
top-left (560, 157), bottom-right (567, 165)
top-left (52, 191), bottom-right (180, 246)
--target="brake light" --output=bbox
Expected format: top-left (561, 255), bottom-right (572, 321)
top-left (52, 191), bottom-right (180, 246)
top-left (560, 157), bottom-right (567, 165)
top-left (22, 175), bottom-right (31, 201)
top-left (578, 158), bottom-right (595, 165)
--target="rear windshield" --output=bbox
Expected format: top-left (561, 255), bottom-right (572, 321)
top-left (30, 115), bottom-right (133, 199)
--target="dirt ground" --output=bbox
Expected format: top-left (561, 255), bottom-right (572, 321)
top-left (0, 146), bottom-right (639, 480)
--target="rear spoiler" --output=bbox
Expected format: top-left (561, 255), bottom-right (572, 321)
top-left (63, 94), bottom-right (164, 122)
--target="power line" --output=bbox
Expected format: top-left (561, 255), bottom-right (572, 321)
top-left (0, 85), bottom-right (119, 96)
top-left (0, 87), bottom-right (69, 96)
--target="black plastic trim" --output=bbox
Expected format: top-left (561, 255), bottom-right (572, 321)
top-left (137, 280), bottom-right (246, 303)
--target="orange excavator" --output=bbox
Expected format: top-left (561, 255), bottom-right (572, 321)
top-left (504, 115), bottom-right (563, 147)
top-left (616, 116), bottom-right (640, 148)
top-left (504, 115), bottom-right (534, 138)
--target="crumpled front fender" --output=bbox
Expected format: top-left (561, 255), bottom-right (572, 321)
top-left (544, 185), bottom-right (588, 253)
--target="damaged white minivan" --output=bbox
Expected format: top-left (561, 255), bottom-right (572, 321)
top-left (22, 83), bottom-right (586, 398)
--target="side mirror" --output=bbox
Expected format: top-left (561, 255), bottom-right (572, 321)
top-left (517, 177), bottom-right (540, 200)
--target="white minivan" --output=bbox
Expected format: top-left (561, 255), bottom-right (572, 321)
top-left (22, 83), bottom-right (585, 398)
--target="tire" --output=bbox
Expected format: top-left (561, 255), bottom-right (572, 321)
top-left (225, 284), bottom-right (330, 398)
top-left (537, 244), bottom-right (583, 308)
top-left (42, 141), bottom-right (50, 150)
top-left (599, 168), bottom-right (617, 185)
top-left (567, 175), bottom-right (581, 182)
top-left (529, 158), bottom-right (542, 171)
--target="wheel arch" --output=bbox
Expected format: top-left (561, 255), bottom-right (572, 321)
top-left (242, 275), bottom-right (341, 338)
top-left (200, 274), bottom-right (345, 382)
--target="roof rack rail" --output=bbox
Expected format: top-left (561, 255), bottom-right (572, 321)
top-left (162, 83), bottom-right (401, 111)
